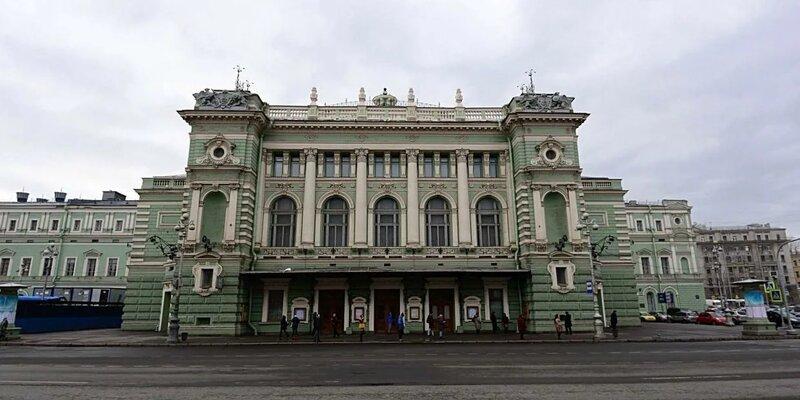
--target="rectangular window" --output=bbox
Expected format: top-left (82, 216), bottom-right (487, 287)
top-left (114, 220), bottom-right (124, 232)
top-left (272, 153), bottom-right (284, 177)
top-left (488, 288), bottom-right (504, 318)
top-left (757, 235), bottom-right (761, 241)
top-left (636, 220), bottom-right (644, 232)
top-left (472, 156), bottom-right (483, 177)
top-left (423, 154), bottom-right (434, 177)
top-left (660, 256), bottom-right (670, 274)
top-left (374, 155), bottom-right (385, 177)
top-left (641, 257), bottom-right (651, 275)
top-left (488, 153), bottom-right (499, 177)
top-left (655, 220), bottom-right (663, 231)
top-left (289, 153), bottom-right (301, 177)
top-left (73, 219), bottom-right (81, 231)
top-left (85, 258), bottom-right (97, 276)
top-left (30, 219), bottom-right (39, 231)
top-left (8, 219), bottom-right (17, 231)
top-left (722, 236), bottom-right (727, 241)
top-left (780, 254), bottom-right (786, 262)
top-left (42, 257), bottom-right (53, 276)
top-left (51, 219), bottom-right (60, 231)
top-left (106, 258), bottom-right (119, 277)
top-left (340, 155), bottom-right (351, 177)
top-left (200, 269), bottom-right (213, 289)
top-left (94, 220), bottom-right (103, 232)
top-left (20, 257), bottom-right (31, 276)
top-left (747, 255), bottom-right (752, 262)
top-left (324, 153), bottom-right (335, 177)
top-left (266, 290), bottom-right (284, 322)
top-left (555, 266), bottom-right (567, 287)
top-left (390, 154), bottom-right (401, 177)
top-left (0, 258), bottom-right (9, 275)
top-left (64, 258), bottom-right (76, 276)
top-left (439, 154), bottom-right (450, 178)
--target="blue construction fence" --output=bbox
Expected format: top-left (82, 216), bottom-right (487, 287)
top-left (14, 296), bottom-right (123, 333)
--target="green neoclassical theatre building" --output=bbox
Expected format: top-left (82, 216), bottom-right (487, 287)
top-left (121, 85), bottom-right (676, 336)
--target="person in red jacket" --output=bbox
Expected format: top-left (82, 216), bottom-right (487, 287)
top-left (516, 313), bottom-right (527, 340)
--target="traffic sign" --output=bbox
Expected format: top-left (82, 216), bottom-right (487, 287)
top-left (586, 280), bottom-right (593, 295)
top-left (657, 293), bottom-right (667, 303)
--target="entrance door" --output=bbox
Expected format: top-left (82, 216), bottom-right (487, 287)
top-left (429, 289), bottom-right (455, 333)
top-left (373, 289), bottom-right (400, 333)
top-left (317, 290), bottom-right (344, 334)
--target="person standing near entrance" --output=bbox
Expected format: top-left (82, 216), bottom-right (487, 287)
top-left (397, 312), bottom-right (406, 341)
top-left (610, 310), bottom-right (619, 338)
top-left (291, 314), bottom-right (300, 340)
top-left (564, 311), bottom-right (573, 335)
top-left (279, 315), bottom-right (289, 340)
top-left (385, 311), bottom-right (394, 335)
top-left (490, 311), bottom-right (498, 334)
top-left (437, 314), bottom-right (446, 339)
top-left (472, 314), bottom-right (482, 334)
top-left (312, 312), bottom-right (322, 343)
top-left (331, 312), bottom-right (340, 338)
top-left (554, 314), bottom-right (564, 340)
top-left (426, 312), bottom-right (435, 337)
top-left (501, 313), bottom-right (510, 334)
top-left (517, 313), bottom-right (527, 340)
top-left (358, 316), bottom-right (366, 343)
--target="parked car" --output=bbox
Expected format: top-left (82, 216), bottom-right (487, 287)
top-left (696, 312), bottom-right (727, 326)
top-left (648, 311), bottom-right (669, 322)
top-left (667, 309), bottom-right (696, 323)
top-left (640, 311), bottom-right (656, 322)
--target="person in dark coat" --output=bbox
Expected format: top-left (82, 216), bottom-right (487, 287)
top-left (490, 311), bottom-right (498, 334)
top-left (331, 312), bottom-right (340, 338)
top-left (385, 311), bottom-right (394, 335)
top-left (290, 314), bottom-right (300, 340)
top-left (564, 311), bottom-right (573, 335)
top-left (517, 313), bottom-right (527, 340)
top-left (501, 313), bottom-right (510, 334)
top-left (397, 312), bottom-right (406, 341)
top-left (437, 314), bottom-right (446, 339)
top-left (426, 313), bottom-right (435, 337)
top-left (279, 315), bottom-right (289, 340)
top-left (312, 312), bottom-right (321, 343)
top-left (610, 310), bottom-right (619, 338)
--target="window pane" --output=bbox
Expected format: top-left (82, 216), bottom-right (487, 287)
top-left (290, 154), bottom-right (301, 176)
top-left (440, 155), bottom-right (449, 178)
top-left (267, 290), bottom-right (284, 322)
top-left (390, 154), bottom-right (400, 177)
top-left (273, 154), bottom-right (283, 177)
top-left (423, 155), bottom-right (434, 177)
top-left (472, 157), bottom-right (483, 177)
top-left (375, 157), bottom-right (385, 177)
top-left (488, 154), bottom-right (499, 177)
top-left (324, 153), bottom-right (335, 177)
top-left (341, 156), bottom-right (351, 177)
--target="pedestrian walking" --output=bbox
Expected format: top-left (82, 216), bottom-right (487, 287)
top-left (554, 314), bottom-right (563, 340)
top-left (358, 317), bottom-right (366, 342)
top-left (501, 313), bottom-right (510, 334)
top-left (517, 313), bottom-right (527, 340)
top-left (564, 311), bottom-right (573, 335)
top-left (279, 315), bottom-right (289, 340)
top-left (331, 312), bottom-right (340, 338)
top-left (291, 314), bottom-right (300, 340)
top-left (472, 314), bottom-right (482, 334)
top-left (397, 312), bottom-right (406, 341)
top-left (490, 311), bottom-right (498, 334)
top-left (437, 314), bottom-right (446, 339)
top-left (426, 312), bottom-right (435, 337)
top-left (312, 312), bottom-right (322, 343)
top-left (610, 310), bottom-right (619, 338)
top-left (385, 311), bottom-right (394, 335)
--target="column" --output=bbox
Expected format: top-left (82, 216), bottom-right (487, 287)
top-left (354, 148), bottom-right (369, 247)
top-left (406, 149), bottom-right (420, 247)
top-left (223, 184), bottom-right (239, 242)
top-left (531, 185), bottom-right (546, 242)
top-left (456, 149), bottom-right (472, 247)
top-left (567, 188), bottom-right (581, 242)
top-left (300, 148), bottom-right (318, 247)
top-left (187, 183), bottom-right (202, 242)
top-left (252, 151), bottom-right (267, 246)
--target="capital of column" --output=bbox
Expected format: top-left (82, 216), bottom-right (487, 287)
top-left (355, 148), bottom-right (369, 162)
top-left (405, 149), bottom-right (420, 158)
top-left (456, 149), bottom-right (469, 163)
top-left (303, 148), bottom-right (318, 158)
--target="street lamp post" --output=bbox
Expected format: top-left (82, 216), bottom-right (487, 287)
top-left (41, 244), bottom-right (58, 297)
top-left (775, 238), bottom-right (800, 335)
top-left (578, 213), bottom-right (603, 340)
top-left (712, 245), bottom-right (729, 306)
top-left (148, 215), bottom-right (194, 344)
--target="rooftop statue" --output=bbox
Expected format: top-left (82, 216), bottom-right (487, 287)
top-left (372, 88), bottom-right (398, 106)
top-left (192, 89), bottom-right (263, 111)
top-left (504, 91), bottom-right (575, 113)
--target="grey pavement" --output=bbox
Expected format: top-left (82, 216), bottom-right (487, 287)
top-left (2, 322), bottom-right (769, 347)
top-left (2, 340), bottom-right (800, 399)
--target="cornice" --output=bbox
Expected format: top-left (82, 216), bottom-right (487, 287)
top-left (177, 109), bottom-right (268, 127)
top-left (270, 119), bottom-right (501, 132)
top-left (502, 112), bottom-right (589, 128)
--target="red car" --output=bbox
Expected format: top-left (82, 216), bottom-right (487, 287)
top-left (696, 312), bottom-right (727, 326)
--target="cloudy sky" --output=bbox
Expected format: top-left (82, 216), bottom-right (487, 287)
top-left (1, 1), bottom-right (798, 236)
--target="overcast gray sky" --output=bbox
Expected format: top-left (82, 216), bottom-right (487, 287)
top-left (1, 1), bottom-right (798, 236)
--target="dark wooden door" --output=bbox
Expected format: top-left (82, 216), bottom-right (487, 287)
top-left (429, 289), bottom-right (455, 333)
top-left (373, 289), bottom-right (400, 333)
top-left (317, 290), bottom-right (344, 334)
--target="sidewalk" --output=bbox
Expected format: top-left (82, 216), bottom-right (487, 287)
top-left (3, 323), bottom-right (797, 347)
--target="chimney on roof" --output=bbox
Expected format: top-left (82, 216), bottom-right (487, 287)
top-left (102, 190), bottom-right (126, 201)
top-left (16, 192), bottom-right (29, 203)
top-left (54, 192), bottom-right (66, 202)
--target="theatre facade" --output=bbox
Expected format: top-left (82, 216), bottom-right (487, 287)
top-left (121, 86), bottom-right (641, 335)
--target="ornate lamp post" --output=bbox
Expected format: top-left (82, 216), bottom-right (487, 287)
top-left (711, 245), bottom-right (729, 305)
top-left (148, 215), bottom-right (194, 344)
top-left (41, 244), bottom-right (58, 297)
top-left (578, 213), bottom-right (603, 339)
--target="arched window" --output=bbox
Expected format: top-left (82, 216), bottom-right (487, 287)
top-left (425, 197), bottom-right (451, 247)
top-left (270, 197), bottom-right (296, 247)
top-left (476, 197), bottom-right (501, 247)
top-left (200, 191), bottom-right (228, 243)
top-left (666, 290), bottom-right (677, 308)
top-left (646, 291), bottom-right (657, 312)
top-left (680, 257), bottom-right (690, 274)
top-left (543, 192), bottom-right (568, 244)
top-left (322, 197), bottom-right (348, 247)
top-left (374, 197), bottom-right (399, 247)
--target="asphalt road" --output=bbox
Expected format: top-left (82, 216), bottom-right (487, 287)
top-left (2, 340), bottom-right (800, 399)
